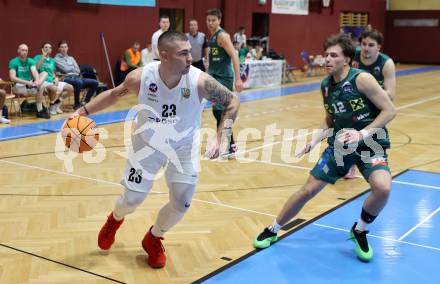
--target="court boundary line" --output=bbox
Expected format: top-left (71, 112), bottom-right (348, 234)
top-left (398, 207), bottom-right (440, 241)
top-left (0, 158), bottom-right (277, 218)
top-left (192, 169), bottom-right (438, 283)
top-left (0, 243), bottom-right (126, 284)
top-left (191, 171), bottom-right (411, 283)
top-left (2, 71), bottom-right (440, 282)
top-left (392, 180), bottom-right (440, 190)
top-left (2, 152), bottom-right (439, 282)
top-left (1, 158), bottom-right (438, 217)
top-left (237, 157), bottom-right (440, 190)
top-left (313, 223), bottom-right (440, 252)
top-left (2, 66), bottom-right (440, 142)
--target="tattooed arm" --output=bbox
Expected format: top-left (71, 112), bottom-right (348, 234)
top-left (75, 68), bottom-right (142, 116)
top-left (198, 72), bottom-right (240, 158)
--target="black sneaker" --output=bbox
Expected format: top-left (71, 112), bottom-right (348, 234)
top-left (349, 222), bottom-right (373, 262)
top-left (36, 108), bottom-right (50, 119)
top-left (253, 227), bottom-right (278, 249)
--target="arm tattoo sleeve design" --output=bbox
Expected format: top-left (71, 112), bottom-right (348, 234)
top-left (204, 75), bottom-right (234, 107)
top-left (116, 88), bottom-right (130, 97)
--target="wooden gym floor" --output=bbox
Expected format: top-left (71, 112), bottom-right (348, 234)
top-left (0, 65), bottom-right (439, 283)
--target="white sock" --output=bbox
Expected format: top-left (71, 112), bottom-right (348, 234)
top-left (36, 102), bottom-right (43, 112)
top-left (355, 218), bottom-right (369, 232)
top-left (268, 219), bottom-right (282, 233)
top-left (112, 211), bottom-right (124, 221)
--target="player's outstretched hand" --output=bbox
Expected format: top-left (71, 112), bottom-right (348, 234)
top-left (68, 110), bottom-right (81, 120)
top-left (336, 129), bottom-right (363, 144)
top-left (295, 143), bottom-right (312, 159)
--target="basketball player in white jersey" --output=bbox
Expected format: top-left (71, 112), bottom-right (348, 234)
top-left (71, 31), bottom-right (240, 268)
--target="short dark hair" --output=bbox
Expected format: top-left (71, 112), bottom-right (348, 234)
top-left (58, 40), bottom-right (68, 47)
top-left (239, 26), bottom-right (245, 30)
top-left (160, 15), bottom-right (169, 20)
top-left (360, 29), bottom-right (383, 45)
top-left (158, 30), bottom-right (188, 49)
top-left (323, 33), bottom-right (355, 62)
top-left (41, 42), bottom-right (52, 48)
top-left (207, 8), bottom-right (222, 19)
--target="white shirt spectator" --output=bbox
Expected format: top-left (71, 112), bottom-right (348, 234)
top-left (141, 47), bottom-right (153, 66)
top-left (233, 31), bottom-right (247, 48)
top-left (151, 29), bottom-right (163, 60)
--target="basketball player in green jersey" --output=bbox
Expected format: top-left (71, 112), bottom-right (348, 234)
top-left (353, 29), bottom-right (396, 101)
top-left (206, 8), bottom-right (243, 157)
top-left (346, 29), bottom-right (396, 178)
top-left (253, 33), bottom-right (396, 262)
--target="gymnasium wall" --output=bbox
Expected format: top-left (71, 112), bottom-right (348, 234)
top-left (268, 0), bottom-right (385, 68)
top-left (385, 10), bottom-right (440, 64)
top-left (0, 0), bottom-right (194, 86)
top-left (0, 0), bottom-right (388, 85)
top-left (388, 0), bottom-right (440, 11)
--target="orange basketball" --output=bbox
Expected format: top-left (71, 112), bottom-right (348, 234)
top-left (62, 116), bottom-right (99, 153)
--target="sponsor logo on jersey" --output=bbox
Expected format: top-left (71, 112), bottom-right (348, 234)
top-left (342, 82), bottom-right (353, 93)
top-left (146, 82), bottom-right (158, 98)
top-left (149, 83), bottom-right (158, 93)
top-left (211, 47), bottom-right (219, 56)
top-left (371, 157), bottom-right (388, 167)
top-left (148, 116), bottom-right (178, 125)
top-left (352, 112), bottom-right (370, 122)
top-left (374, 66), bottom-right (381, 76)
top-left (350, 98), bottom-right (365, 111)
top-left (181, 87), bottom-right (191, 98)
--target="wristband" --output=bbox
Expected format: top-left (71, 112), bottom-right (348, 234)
top-left (360, 129), bottom-right (369, 139)
top-left (83, 105), bottom-right (90, 116)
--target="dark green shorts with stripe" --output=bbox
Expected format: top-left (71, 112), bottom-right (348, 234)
top-left (310, 146), bottom-right (390, 184)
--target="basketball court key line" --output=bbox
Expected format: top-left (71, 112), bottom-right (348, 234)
top-left (398, 207), bottom-right (440, 241)
top-left (0, 158), bottom-right (277, 218)
top-left (313, 223), bottom-right (440, 252)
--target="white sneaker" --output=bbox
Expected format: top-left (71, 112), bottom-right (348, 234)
top-left (55, 104), bottom-right (63, 114)
top-left (49, 105), bottom-right (57, 115)
top-left (0, 116), bottom-right (10, 124)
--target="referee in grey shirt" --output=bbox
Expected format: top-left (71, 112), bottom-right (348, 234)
top-left (186, 19), bottom-right (208, 71)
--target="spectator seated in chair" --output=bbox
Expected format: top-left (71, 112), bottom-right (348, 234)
top-left (9, 43), bottom-right (50, 119)
top-left (116, 42), bottom-right (143, 86)
top-left (34, 42), bottom-right (74, 115)
top-left (55, 40), bottom-right (99, 110)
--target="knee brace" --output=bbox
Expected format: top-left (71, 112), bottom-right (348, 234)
top-left (168, 183), bottom-right (196, 213)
